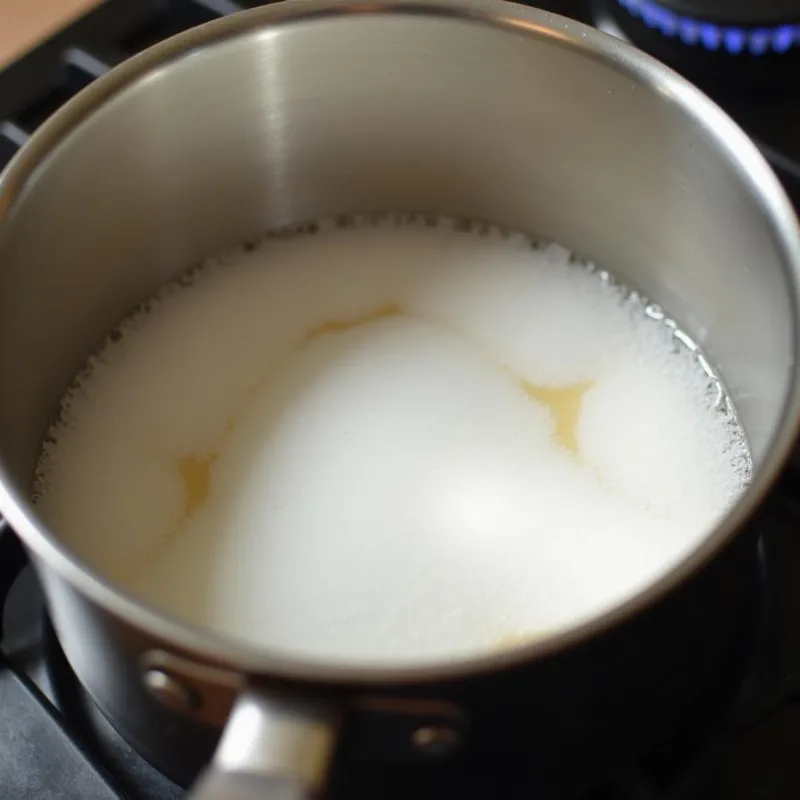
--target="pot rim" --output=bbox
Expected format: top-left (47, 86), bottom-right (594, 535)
top-left (1, 0), bottom-right (799, 687)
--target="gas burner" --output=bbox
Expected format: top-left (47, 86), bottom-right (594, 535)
top-left (638, 0), bottom-right (800, 25)
top-left (592, 0), bottom-right (800, 92)
top-left (616, 0), bottom-right (800, 54)
top-left (590, 0), bottom-right (800, 212)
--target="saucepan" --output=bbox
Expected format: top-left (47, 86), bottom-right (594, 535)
top-left (0, 1), bottom-right (799, 797)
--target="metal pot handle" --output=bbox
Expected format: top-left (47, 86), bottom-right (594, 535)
top-left (189, 690), bottom-right (340, 800)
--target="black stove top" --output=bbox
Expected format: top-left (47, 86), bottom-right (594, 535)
top-left (2, 1), bottom-right (800, 798)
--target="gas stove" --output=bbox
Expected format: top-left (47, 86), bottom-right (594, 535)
top-left (2, 1), bottom-right (800, 798)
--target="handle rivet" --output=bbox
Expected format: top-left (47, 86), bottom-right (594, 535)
top-left (411, 725), bottom-right (461, 756)
top-left (143, 668), bottom-right (199, 713)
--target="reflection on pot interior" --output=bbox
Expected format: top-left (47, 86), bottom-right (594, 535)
top-left (33, 215), bottom-right (752, 664)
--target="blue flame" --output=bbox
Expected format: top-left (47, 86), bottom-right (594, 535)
top-left (617, 0), bottom-right (800, 54)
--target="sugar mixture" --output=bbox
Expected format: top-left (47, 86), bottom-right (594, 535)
top-left (34, 216), bottom-right (751, 664)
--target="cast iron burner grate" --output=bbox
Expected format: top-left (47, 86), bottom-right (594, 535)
top-left (0, 0), bottom-right (273, 166)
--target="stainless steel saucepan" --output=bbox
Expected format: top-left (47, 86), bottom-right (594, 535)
top-left (0, 1), bottom-right (799, 797)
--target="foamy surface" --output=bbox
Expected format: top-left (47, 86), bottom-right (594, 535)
top-left (34, 217), bottom-right (751, 665)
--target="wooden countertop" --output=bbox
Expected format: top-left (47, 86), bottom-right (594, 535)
top-left (0, 0), bottom-right (101, 68)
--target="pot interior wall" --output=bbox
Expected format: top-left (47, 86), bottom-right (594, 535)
top-left (0, 8), bottom-right (795, 500)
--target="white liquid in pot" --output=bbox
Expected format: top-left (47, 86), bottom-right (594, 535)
top-left (34, 217), bottom-right (751, 665)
